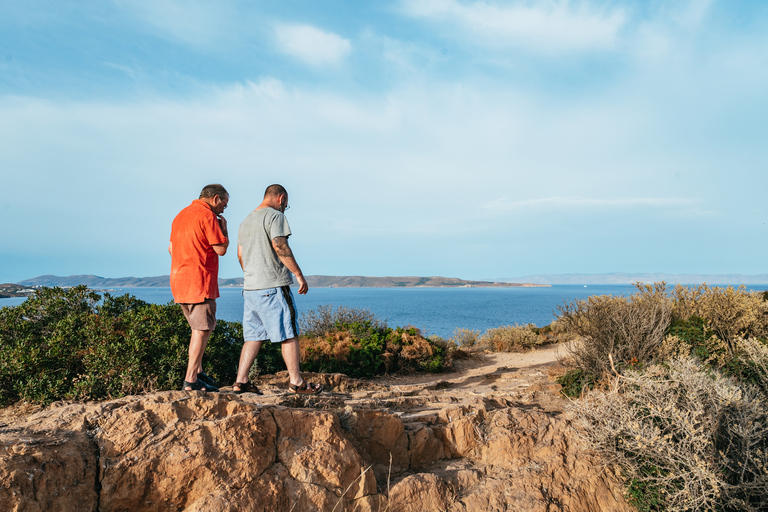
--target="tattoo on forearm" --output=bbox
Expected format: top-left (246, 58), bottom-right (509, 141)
top-left (273, 236), bottom-right (292, 257)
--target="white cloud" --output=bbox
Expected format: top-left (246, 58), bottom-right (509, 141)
top-left (112, 0), bottom-right (233, 47)
top-left (274, 24), bottom-right (352, 67)
top-left (400, 0), bottom-right (627, 53)
top-left (483, 196), bottom-right (702, 212)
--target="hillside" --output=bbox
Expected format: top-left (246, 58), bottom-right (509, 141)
top-left (0, 283), bottom-right (37, 298)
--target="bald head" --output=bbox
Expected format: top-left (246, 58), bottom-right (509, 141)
top-left (264, 184), bottom-right (287, 199)
top-left (261, 184), bottom-right (289, 213)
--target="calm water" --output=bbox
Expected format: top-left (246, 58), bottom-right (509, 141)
top-left (5, 284), bottom-right (765, 338)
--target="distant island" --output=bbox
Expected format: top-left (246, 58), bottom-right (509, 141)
top-left (0, 283), bottom-right (38, 298)
top-left (10, 275), bottom-right (549, 293)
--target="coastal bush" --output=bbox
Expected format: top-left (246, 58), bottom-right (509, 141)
top-left (450, 328), bottom-right (480, 348)
top-left (248, 340), bottom-right (287, 378)
top-left (0, 286), bottom-right (242, 405)
top-left (559, 284), bottom-right (768, 510)
top-left (570, 356), bottom-right (768, 511)
top-left (300, 304), bottom-right (385, 336)
top-left (557, 282), bottom-right (673, 378)
top-left (671, 284), bottom-right (768, 352)
top-left (299, 313), bottom-right (451, 378)
top-left (476, 324), bottom-right (544, 352)
top-left (556, 368), bottom-right (597, 398)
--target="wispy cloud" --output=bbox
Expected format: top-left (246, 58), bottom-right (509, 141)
top-left (113, 0), bottom-right (233, 47)
top-left (483, 196), bottom-right (704, 212)
top-left (400, 0), bottom-right (627, 53)
top-left (274, 24), bottom-right (352, 67)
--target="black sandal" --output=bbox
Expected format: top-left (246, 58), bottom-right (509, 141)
top-left (182, 379), bottom-right (218, 392)
top-left (289, 380), bottom-right (322, 395)
top-left (232, 381), bottom-right (263, 395)
top-left (197, 371), bottom-right (218, 388)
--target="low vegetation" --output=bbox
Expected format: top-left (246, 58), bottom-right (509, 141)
top-left (0, 286), bottom-right (241, 406)
top-left (5, 282), bottom-right (767, 510)
top-left (556, 283), bottom-right (768, 511)
top-left (0, 289), bottom-right (451, 405)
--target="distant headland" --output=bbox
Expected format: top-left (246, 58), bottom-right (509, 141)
top-left (6, 275), bottom-right (549, 295)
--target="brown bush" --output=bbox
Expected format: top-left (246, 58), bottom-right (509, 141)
top-left (450, 327), bottom-right (480, 348)
top-left (300, 305), bottom-right (385, 336)
top-left (476, 324), bottom-right (544, 352)
top-left (557, 282), bottom-right (672, 377)
top-left (672, 284), bottom-right (768, 352)
top-left (570, 356), bottom-right (768, 512)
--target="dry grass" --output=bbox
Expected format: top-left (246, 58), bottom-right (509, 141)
top-left (450, 328), bottom-right (480, 349)
top-left (475, 324), bottom-right (545, 352)
top-left (300, 305), bottom-right (385, 336)
top-left (570, 354), bottom-right (768, 511)
top-left (672, 284), bottom-right (768, 352)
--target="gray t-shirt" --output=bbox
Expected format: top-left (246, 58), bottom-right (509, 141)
top-left (237, 207), bottom-right (294, 290)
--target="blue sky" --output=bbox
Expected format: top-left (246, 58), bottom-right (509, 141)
top-left (1, 0), bottom-right (767, 283)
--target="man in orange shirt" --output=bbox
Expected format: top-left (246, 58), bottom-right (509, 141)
top-left (169, 184), bottom-right (230, 391)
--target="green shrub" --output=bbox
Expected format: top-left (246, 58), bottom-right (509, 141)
top-left (249, 340), bottom-right (287, 378)
top-left (556, 368), bottom-right (597, 398)
top-left (298, 310), bottom-right (451, 378)
top-left (0, 286), bottom-right (242, 405)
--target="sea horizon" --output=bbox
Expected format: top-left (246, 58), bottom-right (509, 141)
top-left (4, 284), bottom-right (768, 339)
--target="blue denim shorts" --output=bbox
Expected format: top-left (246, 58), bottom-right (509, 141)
top-left (243, 286), bottom-right (299, 343)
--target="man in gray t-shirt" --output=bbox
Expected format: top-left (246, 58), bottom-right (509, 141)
top-left (238, 206), bottom-right (294, 291)
top-left (232, 184), bottom-right (320, 395)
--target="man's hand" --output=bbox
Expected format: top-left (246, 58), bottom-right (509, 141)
top-left (296, 274), bottom-right (309, 295)
top-left (272, 236), bottom-right (307, 294)
top-left (218, 215), bottom-right (228, 237)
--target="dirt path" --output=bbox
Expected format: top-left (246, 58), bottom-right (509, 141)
top-left (247, 343), bottom-right (571, 414)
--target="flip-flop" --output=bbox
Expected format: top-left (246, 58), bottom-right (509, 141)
top-left (232, 381), bottom-right (263, 395)
top-left (289, 380), bottom-right (322, 395)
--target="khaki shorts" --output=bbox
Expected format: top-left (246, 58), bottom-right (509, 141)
top-left (180, 298), bottom-right (217, 331)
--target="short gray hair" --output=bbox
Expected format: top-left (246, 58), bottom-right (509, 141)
top-left (199, 184), bottom-right (228, 200)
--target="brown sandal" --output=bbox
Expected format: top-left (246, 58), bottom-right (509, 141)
top-left (232, 381), bottom-right (263, 395)
top-left (289, 380), bottom-right (322, 395)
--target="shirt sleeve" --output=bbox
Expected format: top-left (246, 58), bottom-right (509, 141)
top-left (204, 213), bottom-right (228, 246)
top-left (268, 211), bottom-right (292, 240)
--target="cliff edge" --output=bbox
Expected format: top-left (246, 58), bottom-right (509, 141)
top-left (0, 348), bottom-right (629, 512)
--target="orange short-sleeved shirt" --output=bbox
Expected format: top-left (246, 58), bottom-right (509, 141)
top-left (170, 199), bottom-right (228, 304)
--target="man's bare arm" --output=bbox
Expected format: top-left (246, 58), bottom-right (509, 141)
top-left (212, 216), bottom-right (229, 256)
top-left (272, 236), bottom-right (308, 294)
top-left (168, 242), bottom-right (173, 256)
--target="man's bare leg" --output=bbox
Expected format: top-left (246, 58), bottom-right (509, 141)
top-left (184, 329), bottom-right (211, 387)
top-left (235, 340), bottom-right (263, 384)
top-left (282, 338), bottom-right (320, 393)
top-left (281, 337), bottom-right (302, 386)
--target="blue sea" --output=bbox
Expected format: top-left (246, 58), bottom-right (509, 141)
top-left (4, 284), bottom-right (767, 338)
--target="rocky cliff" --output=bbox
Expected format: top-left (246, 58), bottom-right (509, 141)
top-left (0, 351), bottom-right (630, 512)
